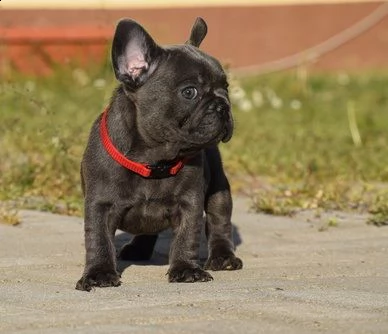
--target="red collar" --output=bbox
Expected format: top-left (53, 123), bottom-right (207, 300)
top-left (99, 107), bottom-right (186, 178)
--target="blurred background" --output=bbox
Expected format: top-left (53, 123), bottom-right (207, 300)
top-left (1, 0), bottom-right (388, 224)
top-left (1, 0), bottom-right (388, 74)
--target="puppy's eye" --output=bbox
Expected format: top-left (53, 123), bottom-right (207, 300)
top-left (181, 87), bottom-right (198, 100)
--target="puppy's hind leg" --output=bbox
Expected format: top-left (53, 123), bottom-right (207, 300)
top-left (119, 234), bottom-right (158, 261)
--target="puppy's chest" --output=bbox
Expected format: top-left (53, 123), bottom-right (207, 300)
top-left (119, 196), bottom-right (181, 234)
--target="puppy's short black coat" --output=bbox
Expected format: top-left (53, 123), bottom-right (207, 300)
top-left (76, 18), bottom-right (242, 291)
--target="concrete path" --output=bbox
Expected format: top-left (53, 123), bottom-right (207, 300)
top-left (1, 197), bottom-right (387, 333)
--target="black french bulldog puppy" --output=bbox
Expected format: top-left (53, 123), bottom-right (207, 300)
top-left (76, 17), bottom-right (242, 291)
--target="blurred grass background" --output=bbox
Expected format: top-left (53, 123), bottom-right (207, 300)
top-left (1, 63), bottom-right (388, 223)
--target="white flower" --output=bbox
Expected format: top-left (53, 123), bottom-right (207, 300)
top-left (238, 99), bottom-right (253, 112)
top-left (72, 68), bottom-right (90, 86)
top-left (230, 86), bottom-right (246, 102)
top-left (251, 90), bottom-right (264, 107)
top-left (93, 78), bottom-right (106, 89)
top-left (290, 99), bottom-right (302, 110)
top-left (270, 96), bottom-right (283, 109)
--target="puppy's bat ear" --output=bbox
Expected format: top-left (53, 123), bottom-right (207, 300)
top-left (111, 19), bottom-right (162, 89)
top-left (186, 17), bottom-right (208, 47)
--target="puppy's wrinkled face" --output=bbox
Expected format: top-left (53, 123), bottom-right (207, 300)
top-left (111, 18), bottom-right (233, 154)
top-left (136, 45), bottom-right (233, 149)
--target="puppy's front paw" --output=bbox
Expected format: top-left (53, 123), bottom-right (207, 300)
top-left (76, 270), bottom-right (121, 292)
top-left (204, 255), bottom-right (243, 271)
top-left (168, 265), bottom-right (213, 283)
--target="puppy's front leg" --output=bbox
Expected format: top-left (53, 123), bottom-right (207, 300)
top-left (76, 202), bottom-right (121, 291)
top-left (204, 182), bottom-right (243, 271)
top-left (168, 209), bottom-right (213, 283)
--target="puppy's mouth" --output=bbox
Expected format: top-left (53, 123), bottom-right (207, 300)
top-left (221, 121), bottom-right (233, 143)
top-left (179, 97), bottom-right (233, 145)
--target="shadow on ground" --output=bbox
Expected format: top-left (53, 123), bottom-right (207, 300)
top-left (115, 223), bottom-right (242, 274)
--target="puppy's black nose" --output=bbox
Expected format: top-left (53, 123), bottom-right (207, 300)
top-left (209, 99), bottom-right (230, 117)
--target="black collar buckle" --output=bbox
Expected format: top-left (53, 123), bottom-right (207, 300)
top-left (147, 161), bottom-right (175, 178)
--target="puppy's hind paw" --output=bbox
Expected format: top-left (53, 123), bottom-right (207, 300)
top-left (75, 271), bottom-right (121, 292)
top-left (204, 255), bottom-right (243, 271)
top-left (118, 238), bottom-right (155, 261)
top-left (168, 266), bottom-right (213, 283)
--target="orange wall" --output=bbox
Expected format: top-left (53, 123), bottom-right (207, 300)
top-left (1, 2), bottom-right (388, 75)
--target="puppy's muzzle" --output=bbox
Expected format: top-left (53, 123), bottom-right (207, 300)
top-left (208, 99), bottom-right (230, 121)
top-left (207, 98), bottom-right (233, 142)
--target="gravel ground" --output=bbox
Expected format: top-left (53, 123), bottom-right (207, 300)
top-left (1, 197), bottom-right (387, 334)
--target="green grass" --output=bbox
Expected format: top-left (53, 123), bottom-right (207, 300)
top-left (0, 65), bottom-right (116, 215)
top-left (1, 66), bottom-right (388, 222)
top-left (224, 69), bottom-right (388, 220)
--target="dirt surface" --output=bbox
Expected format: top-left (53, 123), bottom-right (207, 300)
top-left (1, 197), bottom-right (387, 333)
